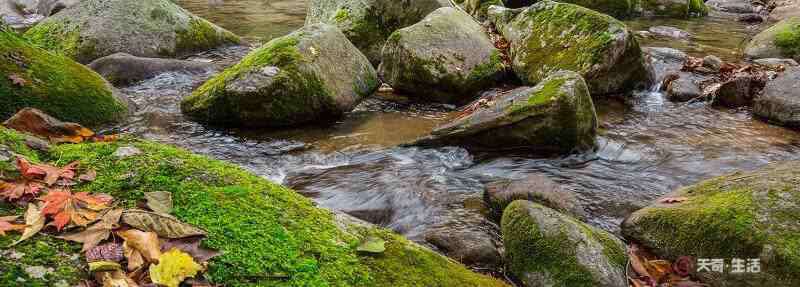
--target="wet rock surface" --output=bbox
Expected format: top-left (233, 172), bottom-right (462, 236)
top-left (89, 53), bottom-right (214, 86)
top-left (754, 67), bottom-right (800, 127)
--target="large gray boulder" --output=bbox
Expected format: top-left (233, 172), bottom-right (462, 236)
top-left (622, 161), bottom-right (800, 286)
top-left (753, 68), bottom-right (800, 127)
top-left (23, 0), bottom-right (240, 63)
top-left (745, 17), bottom-right (800, 60)
top-left (484, 175), bottom-right (587, 222)
top-left (181, 23), bottom-right (379, 128)
top-left (491, 1), bottom-right (650, 96)
top-left (305, 0), bottom-right (446, 64)
top-left (88, 52), bottom-right (213, 86)
top-left (379, 7), bottom-right (505, 104)
top-left (413, 70), bottom-right (597, 154)
top-left (502, 200), bottom-right (627, 287)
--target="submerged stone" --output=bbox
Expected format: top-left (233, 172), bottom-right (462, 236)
top-left (23, 0), bottom-right (240, 63)
top-left (622, 161), bottom-right (800, 286)
top-left (379, 7), bottom-right (505, 104)
top-left (492, 1), bottom-right (650, 96)
top-left (502, 200), bottom-right (627, 287)
top-left (181, 23), bottom-right (379, 128)
top-left (413, 70), bottom-right (598, 154)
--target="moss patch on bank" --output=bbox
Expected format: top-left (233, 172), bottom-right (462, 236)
top-left (0, 127), bottom-right (508, 286)
top-left (774, 20), bottom-right (800, 59)
top-left (0, 29), bottom-right (127, 127)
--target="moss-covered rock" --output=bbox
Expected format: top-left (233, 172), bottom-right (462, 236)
top-left (457, 0), bottom-right (506, 19)
top-left (502, 200), bottom-right (627, 287)
top-left (745, 17), bottom-right (800, 60)
top-left (182, 23), bottom-right (378, 128)
top-left (0, 28), bottom-right (127, 127)
top-left (305, 0), bottom-right (446, 64)
top-left (23, 0), bottom-right (240, 63)
top-left (621, 161), bottom-right (800, 286)
top-left (379, 7), bottom-right (505, 104)
top-left (0, 126), bottom-right (509, 286)
top-left (413, 70), bottom-right (597, 154)
top-left (492, 1), bottom-right (650, 96)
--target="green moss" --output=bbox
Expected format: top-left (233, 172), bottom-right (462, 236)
top-left (502, 201), bottom-right (596, 287)
top-left (333, 9), bottom-right (350, 23)
top-left (181, 34), bottom-right (337, 127)
top-left (0, 126), bottom-right (509, 286)
top-left (0, 29), bottom-right (127, 126)
top-left (559, 0), bottom-right (636, 18)
top-left (774, 21), bottom-right (800, 59)
top-left (23, 21), bottom-right (82, 59)
top-left (688, 0), bottom-right (709, 16)
top-left (0, 233), bottom-right (86, 286)
top-left (508, 78), bottom-right (566, 116)
top-left (174, 18), bottom-right (240, 58)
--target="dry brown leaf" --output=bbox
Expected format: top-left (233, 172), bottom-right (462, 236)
top-left (2, 108), bottom-right (95, 144)
top-left (80, 170), bottom-right (98, 182)
top-left (0, 215), bottom-right (24, 236)
top-left (59, 209), bottom-right (123, 251)
top-left (11, 203), bottom-right (45, 246)
top-left (646, 259), bottom-right (673, 283)
top-left (117, 229), bottom-right (162, 263)
top-left (144, 191), bottom-right (173, 215)
top-left (121, 210), bottom-right (206, 239)
top-left (123, 241), bottom-right (145, 271)
top-left (95, 269), bottom-right (139, 287)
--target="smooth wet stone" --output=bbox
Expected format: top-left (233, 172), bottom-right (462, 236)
top-left (88, 53), bottom-right (213, 86)
top-left (712, 74), bottom-right (758, 108)
top-left (412, 70), bottom-right (598, 154)
top-left (754, 68), bottom-right (800, 127)
top-left (702, 55), bottom-right (723, 71)
top-left (182, 23), bottom-right (379, 128)
top-left (379, 7), bottom-right (505, 104)
top-left (503, 200), bottom-right (627, 287)
top-left (648, 25), bottom-right (690, 39)
top-left (24, 0), bottom-right (240, 63)
top-left (706, 0), bottom-right (758, 14)
top-left (622, 161), bottom-right (800, 286)
top-left (484, 174), bottom-right (587, 222)
top-left (491, 1), bottom-right (650, 96)
top-left (666, 74), bottom-right (702, 102)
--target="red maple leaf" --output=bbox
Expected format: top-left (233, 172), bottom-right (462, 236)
top-left (0, 179), bottom-right (43, 201)
top-left (40, 189), bottom-right (113, 231)
top-left (17, 157), bottom-right (78, 186)
top-left (0, 215), bottom-right (25, 236)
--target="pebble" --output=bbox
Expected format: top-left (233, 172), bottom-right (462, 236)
top-left (24, 266), bottom-right (53, 279)
top-left (113, 146), bottom-right (142, 158)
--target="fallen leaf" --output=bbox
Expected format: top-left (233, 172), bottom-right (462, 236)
top-left (0, 179), bottom-right (43, 201)
top-left (0, 215), bottom-right (24, 236)
top-left (645, 259), bottom-right (673, 283)
top-left (41, 189), bottom-right (113, 230)
top-left (91, 134), bottom-right (120, 143)
top-left (628, 245), bottom-right (652, 281)
top-left (95, 270), bottom-right (138, 287)
top-left (59, 208), bottom-right (123, 251)
top-left (121, 210), bottom-right (206, 239)
top-left (117, 229), bottom-right (162, 263)
top-left (144, 191), bottom-right (173, 215)
top-left (123, 241), bottom-right (145, 271)
top-left (11, 203), bottom-right (45, 245)
top-left (89, 261), bottom-right (123, 272)
top-left (80, 170), bottom-right (97, 182)
top-left (8, 73), bottom-right (28, 86)
top-left (659, 197), bottom-right (689, 204)
top-left (161, 237), bottom-right (220, 263)
top-left (86, 242), bottom-right (124, 263)
top-left (149, 249), bottom-right (203, 287)
top-left (356, 236), bottom-right (385, 254)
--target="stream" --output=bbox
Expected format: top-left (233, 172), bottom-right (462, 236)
top-left (116, 0), bottom-right (800, 251)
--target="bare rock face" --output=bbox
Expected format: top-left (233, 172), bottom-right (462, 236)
top-left (754, 68), bottom-right (800, 127)
top-left (88, 53), bottom-right (213, 86)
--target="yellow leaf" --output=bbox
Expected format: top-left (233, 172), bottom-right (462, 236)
top-left (11, 203), bottom-right (44, 246)
top-left (89, 261), bottom-right (122, 272)
top-left (149, 249), bottom-right (203, 287)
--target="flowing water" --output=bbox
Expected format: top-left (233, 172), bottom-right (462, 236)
top-left (119, 1), bottom-right (800, 249)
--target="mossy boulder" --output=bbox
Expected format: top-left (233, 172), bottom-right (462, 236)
top-left (745, 17), bottom-right (800, 61)
top-left (0, 126), bottom-right (509, 286)
top-left (181, 23), bottom-right (379, 128)
top-left (413, 70), bottom-right (597, 154)
top-left (305, 0), bottom-right (446, 64)
top-left (502, 200), bottom-right (627, 287)
top-left (753, 67), bottom-right (800, 128)
top-left (23, 0), bottom-right (240, 63)
top-left (379, 7), bottom-right (505, 104)
top-left (621, 161), bottom-right (800, 286)
top-left (492, 1), bottom-right (650, 96)
top-left (485, 175), bottom-right (587, 222)
top-left (0, 29), bottom-right (127, 127)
